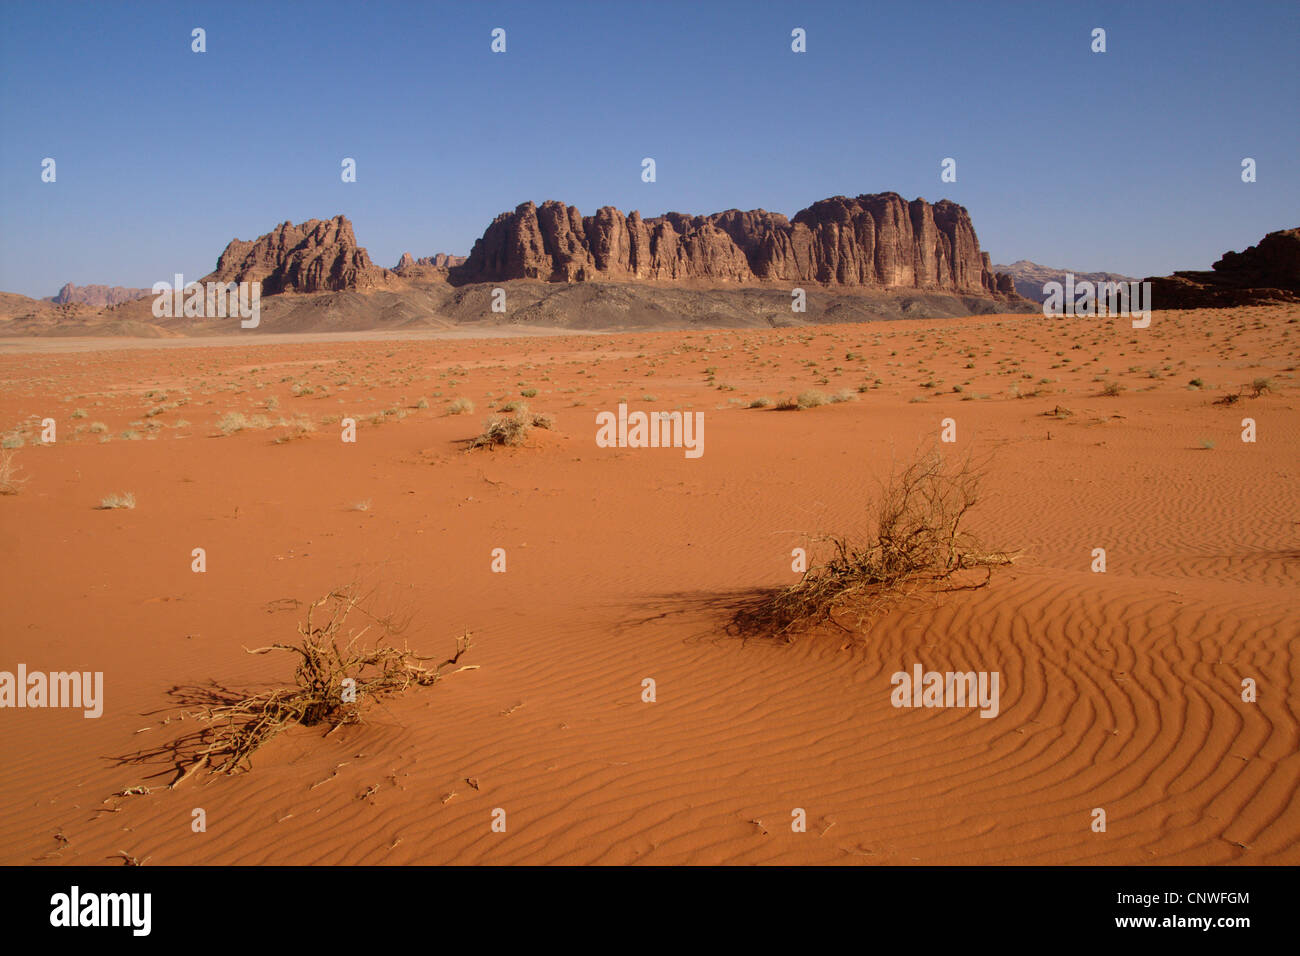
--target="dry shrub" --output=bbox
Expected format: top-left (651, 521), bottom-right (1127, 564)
top-left (446, 397), bottom-right (475, 415)
top-left (142, 588), bottom-right (473, 782)
top-left (470, 411), bottom-right (553, 449)
top-left (273, 415), bottom-right (316, 443)
top-left (1216, 378), bottom-right (1274, 406)
top-left (0, 448), bottom-right (26, 495)
top-left (731, 448), bottom-right (1016, 640)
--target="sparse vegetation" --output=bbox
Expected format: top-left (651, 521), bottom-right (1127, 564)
top-left (446, 397), bottom-right (475, 415)
top-left (217, 411), bottom-right (272, 434)
top-left (730, 449), bottom-right (1016, 640)
top-left (126, 588), bottom-right (474, 780)
top-left (469, 410), bottom-right (555, 448)
top-left (0, 449), bottom-right (27, 495)
top-left (273, 416), bottom-right (316, 443)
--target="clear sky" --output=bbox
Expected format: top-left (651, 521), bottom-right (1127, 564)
top-left (1, 0), bottom-right (1296, 298)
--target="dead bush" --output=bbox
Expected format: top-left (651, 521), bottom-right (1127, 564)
top-left (470, 411), bottom-right (554, 449)
top-left (0, 448), bottom-right (27, 495)
top-left (130, 588), bottom-right (474, 783)
top-left (731, 447), bottom-right (1016, 640)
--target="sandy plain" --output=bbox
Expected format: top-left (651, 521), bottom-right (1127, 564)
top-left (0, 305), bottom-right (1296, 864)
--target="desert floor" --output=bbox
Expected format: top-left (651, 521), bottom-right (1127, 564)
top-left (1, 306), bottom-right (1296, 865)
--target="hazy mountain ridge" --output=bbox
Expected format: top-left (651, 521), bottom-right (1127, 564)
top-left (992, 261), bottom-right (1138, 303)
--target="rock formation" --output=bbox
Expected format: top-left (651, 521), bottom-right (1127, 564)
top-left (393, 252), bottom-right (467, 273)
top-left (452, 193), bottom-right (1018, 296)
top-left (197, 196), bottom-right (1023, 301)
top-left (206, 215), bottom-right (390, 294)
top-left (45, 283), bottom-right (152, 307)
top-left (1146, 228), bottom-right (1300, 308)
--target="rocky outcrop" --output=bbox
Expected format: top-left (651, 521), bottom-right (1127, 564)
top-left (993, 260), bottom-right (1138, 303)
top-left (206, 215), bottom-right (390, 294)
top-left (453, 193), bottom-right (1019, 296)
top-left (393, 251), bottom-right (466, 273)
top-left (197, 197), bottom-right (1024, 301)
top-left (1146, 228), bottom-right (1300, 308)
top-left (45, 283), bottom-right (152, 307)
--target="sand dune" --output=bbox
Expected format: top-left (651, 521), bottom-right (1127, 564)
top-left (0, 306), bottom-right (1295, 865)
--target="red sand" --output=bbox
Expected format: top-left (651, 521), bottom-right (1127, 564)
top-left (1, 306), bottom-right (1296, 864)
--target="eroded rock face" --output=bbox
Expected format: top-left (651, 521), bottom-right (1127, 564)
top-left (1210, 228), bottom-right (1300, 288)
top-left (203, 197), bottom-right (1029, 300)
top-left (394, 252), bottom-right (467, 271)
top-left (454, 193), bottom-right (1017, 295)
top-left (1146, 228), bottom-right (1300, 308)
top-left (207, 216), bottom-right (390, 294)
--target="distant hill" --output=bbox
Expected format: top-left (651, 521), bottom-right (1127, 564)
top-left (992, 261), bottom-right (1138, 303)
top-left (44, 283), bottom-right (152, 307)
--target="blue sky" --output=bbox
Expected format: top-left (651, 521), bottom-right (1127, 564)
top-left (1, 0), bottom-right (1296, 297)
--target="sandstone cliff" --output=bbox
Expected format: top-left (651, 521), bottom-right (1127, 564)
top-left (394, 252), bottom-right (467, 274)
top-left (452, 193), bottom-right (1018, 297)
top-left (1146, 228), bottom-right (1300, 308)
top-left (206, 215), bottom-right (390, 294)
